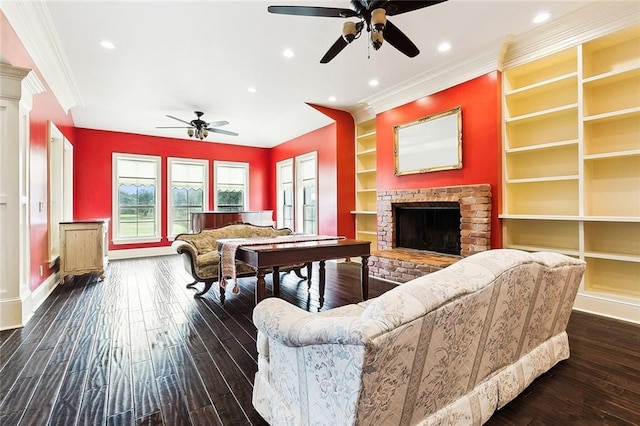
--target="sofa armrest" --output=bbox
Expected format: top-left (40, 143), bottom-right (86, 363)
top-left (171, 240), bottom-right (198, 259)
top-left (253, 298), bottom-right (384, 347)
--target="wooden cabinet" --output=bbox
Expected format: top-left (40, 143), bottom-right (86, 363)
top-left (190, 210), bottom-right (274, 233)
top-left (351, 118), bottom-right (377, 249)
top-left (60, 220), bottom-right (109, 282)
top-left (501, 25), bottom-right (640, 319)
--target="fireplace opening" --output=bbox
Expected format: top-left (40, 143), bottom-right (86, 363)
top-left (394, 202), bottom-right (461, 255)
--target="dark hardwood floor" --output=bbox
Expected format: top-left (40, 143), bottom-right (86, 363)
top-left (1, 255), bottom-right (638, 425)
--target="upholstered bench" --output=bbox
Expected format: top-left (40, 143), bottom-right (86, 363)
top-left (171, 222), bottom-right (307, 302)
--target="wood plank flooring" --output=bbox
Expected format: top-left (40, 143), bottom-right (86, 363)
top-left (1, 255), bottom-right (638, 425)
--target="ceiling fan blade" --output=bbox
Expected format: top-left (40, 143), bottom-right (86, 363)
top-left (207, 128), bottom-right (239, 136)
top-left (267, 5), bottom-right (357, 18)
top-left (156, 126), bottom-right (193, 129)
top-left (205, 120), bottom-right (229, 128)
top-left (166, 114), bottom-right (194, 126)
top-left (383, 20), bottom-right (419, 58)
top-left (383, 0), bottom-right (448, 16)
top-left (320, 36), bottom-right (349, 64)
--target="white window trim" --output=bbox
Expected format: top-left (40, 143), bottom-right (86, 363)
top-left (167, 157), bottom-right (209, 240)
top-left (295, 151), bottom-right (318, 235)
top-left (213, 160), bottom-right (249, 211)
top-left (276, 158), bottom-right (294, 229)
top-left (112, 153), bottom-right (162, 244)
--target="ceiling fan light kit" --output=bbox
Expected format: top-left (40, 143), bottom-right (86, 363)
top-left (156, 111), bottom-right (238, 140)
top-left (268, 0), bottom-right (447, 63)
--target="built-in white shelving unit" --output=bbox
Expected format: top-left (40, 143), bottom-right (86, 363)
top-left (501, 25), bottom-right (640, 322)
top-left (352, 119), bottom-right (378, 249)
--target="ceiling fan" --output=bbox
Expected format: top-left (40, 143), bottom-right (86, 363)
top-left (268, 0), bottom-right (448, 63)
top-left (156, 111), bottom-right (239, 140)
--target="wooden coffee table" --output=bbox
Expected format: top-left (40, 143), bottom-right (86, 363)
top-left (218, 238), bottom-right (371, 307)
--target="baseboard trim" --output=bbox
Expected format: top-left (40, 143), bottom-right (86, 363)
top-left (573, 292), bottom-right (640, 325)
top-left (0, 273), bottom-right (59, 331)
top-left (109, 246), bottom-right (175, 260)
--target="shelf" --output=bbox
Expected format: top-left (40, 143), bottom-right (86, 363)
top-left (584, 110), bottom-right (640, 155)
top-left (585, 221), bottom-right (640, 257)
top-left (356, 230), bottom-right (377, 236)
top-left (351, 210), bottom-right (376, 215)
top-left (356, 147), bottom-right (376, 156)
top-left (356, 130), bottom-right (376, 140)
top-left (505, 108), bottom-right (578, 149)
top-left (583, 257), bottom-right (640, 298)
top-left (505, 144), bottom-right (578, 180)
top-left (505, 75), bottom-right (578, 119)
top-left (503, 219), bottom-right (579, 252)
top-left (503, 245), bottom-right (581, 257)
top-left (499, 214), bottom-right (640, 223)
top-left (505, 72), bottom-right (577, 96)
top-left (583, 73), bottom-right (640, 117)
top-left (584, 156), bottom-right (640, 217)
top-left (583, 65), bottom-right (640, 86)
top-left (583, 106), bottom-right (640, 123)
top-left (505, 180), bottom-right (578, 216)
top-left (583, 252), bottom-right (640, 263)
top-left (505, 175), bottom-right (579, 184)
top-left (356, 168), bottom-right (376, 175)
top-left (505, 103), bottom-right (578, 124)
top-left (356, 188), bottom-right (377, 193)
top-left (505, 139), bottom-right (578, 154)
top-left (582, 24), bottom-right (640, 79)
top-left (584, 149), bottom-right (640, 160)
top-left (504, 47), bottom-right (577, 91)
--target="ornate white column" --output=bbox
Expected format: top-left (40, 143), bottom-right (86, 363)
top-left (0, 63), bottom-right (45, 330)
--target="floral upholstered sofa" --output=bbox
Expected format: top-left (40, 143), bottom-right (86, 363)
top-left (252, 249), bottom-right (586, 425)
top-left (172, 223), bottom-right (306, 301)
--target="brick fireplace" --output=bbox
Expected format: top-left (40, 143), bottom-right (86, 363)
top-left (370, 184), bottom-right (491, 282)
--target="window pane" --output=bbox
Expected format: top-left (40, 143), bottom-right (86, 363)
top-left (116, 156), bottom-right (158, 240)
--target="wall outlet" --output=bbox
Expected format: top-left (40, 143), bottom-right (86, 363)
top-left (39, 265), bottom-right (44, 276)
top-left (38, 201), bottom-right (45, 212)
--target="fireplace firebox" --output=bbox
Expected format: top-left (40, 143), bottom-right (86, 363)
top-left (394, 202), bottom-right (461, 255)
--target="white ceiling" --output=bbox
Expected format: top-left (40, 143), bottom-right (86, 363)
top-left (30, 1), bottom-right (596, 147)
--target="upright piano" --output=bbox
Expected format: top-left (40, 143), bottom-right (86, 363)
top-left (191, 210), bottom-right (275, 233)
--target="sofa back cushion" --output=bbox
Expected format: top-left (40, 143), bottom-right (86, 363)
top-left (176, 223), bottom-right (293, 255)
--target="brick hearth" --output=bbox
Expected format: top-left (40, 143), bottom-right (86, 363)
top-left (370, 184), bottom-right (491, 283)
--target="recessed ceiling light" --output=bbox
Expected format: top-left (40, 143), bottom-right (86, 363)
top-left (533, 11), bottom-right (551, 24)
top-left (247, 87), bottom-right (257, 93)
top-left (329, 96), bottom-right (337, 102)
top-left (100, 40), bottom-right (115, 49)
top-left (369, 79), bottom-right (380, 87)
top-left (437, 42), bottom-right (451, 53)
top-left (283, 48), bottom-right (295, 58)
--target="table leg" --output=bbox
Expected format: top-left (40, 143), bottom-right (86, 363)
top-left (307, 262), bottom-right (313, 289)
top-left (256, 268), bottom-right (267, 305)
top-left (272, 266), bottom-right (280, 297)
top-left (361, 255), bottom-right (370, 301)
top-left (318, 260), bottom-right (326, 308)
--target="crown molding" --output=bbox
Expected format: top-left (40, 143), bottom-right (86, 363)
top-left (503, 1), bottom-right (640, 68)
top-left (356, 42), bottom-right (503, 115)
top-left (2, 1), bottom-right (83, 112)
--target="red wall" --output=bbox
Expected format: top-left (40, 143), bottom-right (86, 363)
top-left (2, 12), bottom-right (76, 290)
top-left (73, 128), bottom-right (271, 250)
top-left (269, 106), bottom-right (355, 237)
top-left (376, 72), bottom-right (502, 249)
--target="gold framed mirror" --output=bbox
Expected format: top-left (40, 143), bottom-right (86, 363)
top-left (393, 106), bottom-right (462, 176)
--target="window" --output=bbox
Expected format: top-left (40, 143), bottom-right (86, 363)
top-left (276, 159), bottom-right (294, 229)
top-left (214, 161), bottom-right (248, 212)
top-left (168, 158), bottom-right (208, 237)
top-left (112, 153), bottom-right (161, 243)
top-left (275, 152), bottom-right (317, 234)
top-left (296, 153), bottom-right (317, 234)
